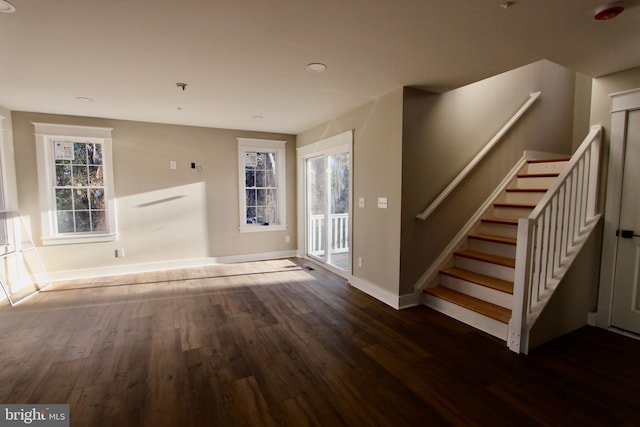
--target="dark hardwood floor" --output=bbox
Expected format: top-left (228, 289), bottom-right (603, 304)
top-left (1, 258), bottom-right (639, 426)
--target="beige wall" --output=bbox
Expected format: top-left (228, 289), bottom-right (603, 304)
top-left (12, 112), bottom-right (296, 274)
top-left (297, 89), bottom-right (404, 298)
top-left (400, 60), bottom-right (577, 295)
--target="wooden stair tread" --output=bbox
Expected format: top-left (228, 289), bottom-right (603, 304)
top-left (455, 249), bottom-right (515, 268)
top-left (481, 217), bottom-right (518, 226)
top-left (527, 157), bottom-right (570, 164)
top-left (468, 233), bottom-right (517, 245)
top-left (493, 202), bottom-right (536, 209)
top-left (441, 267), bottom-right (513, 294)
top-left (424, 286), bottom-right (512, 323)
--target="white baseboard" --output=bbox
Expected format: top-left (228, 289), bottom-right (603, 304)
top-left (398, 292), bottom-right (421, 309)
top-left (348, 275), bottom-right (400, 309)
top-left (46, 250), bottom-right (298, 282)
top-left (213, 250), bottom-right (298, 264)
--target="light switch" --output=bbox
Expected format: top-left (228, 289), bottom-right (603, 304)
top-left (169, 160), bottom-right (177, 170)
top-left (377, 197), bottom-right (388, 209)
top-left (359, 197), bottom-right (365, 208)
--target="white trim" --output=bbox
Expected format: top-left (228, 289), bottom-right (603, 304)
top-left (399, 292), bottom-right (421, 308)
top-left (598, 88), bottom-right (640, 329)
top-left (46, 250), bottom-right (297, 282)
top-left (237, 138), bottom-right (287, 233)
top-left (349, 275), bottom-right (400, 309)
top-left (213, 250), bottom-right (297, 264)
top-left (296, 130), bottom-right (353, 272)
top-left (33, 123), bottom-right (117, 245)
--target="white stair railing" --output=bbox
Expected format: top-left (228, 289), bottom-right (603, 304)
top-left (417, 91), bottom-right (541, 221)
top-left (508, 125), bottom-right (603, 354)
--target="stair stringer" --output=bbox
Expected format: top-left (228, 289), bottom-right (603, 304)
top-left (413, 151), bottom-right (563, 295)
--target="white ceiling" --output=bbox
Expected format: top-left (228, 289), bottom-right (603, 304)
top-left (1, 0), bottom-right (639, 134)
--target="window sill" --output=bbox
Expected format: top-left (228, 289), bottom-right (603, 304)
top-left (42, 233), bottom-right (117, 246)
top-left (239, 224), bottom-right (286, 233)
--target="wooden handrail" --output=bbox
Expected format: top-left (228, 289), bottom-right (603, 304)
top-left (416, 91), bottom-right (541, 221)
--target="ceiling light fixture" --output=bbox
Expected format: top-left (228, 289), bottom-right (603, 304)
top-left (75, 96), bottom-right (94, 102)
top-left (252, 115), bottom-right (264, 120)
top-left (306, 63), bottom-right (327, 73)
top-left (500, 2), bottom-right (515, 10)
top-left (0, 0), bottom-right (16, 13)
top-left (594, 1), bottom-right (625, 20)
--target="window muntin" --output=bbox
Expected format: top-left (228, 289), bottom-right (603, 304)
top-left (244, 151), bottom-right (278, 225)
top-left (237, 138), bottom-right (286, 232)
top-left (54, 141), bottom-right (106, 233)
top-left (34, 123), bottom-right (116, 245)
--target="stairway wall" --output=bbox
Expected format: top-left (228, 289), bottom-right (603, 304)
top-left (400, 60), bottom-right (585, 297)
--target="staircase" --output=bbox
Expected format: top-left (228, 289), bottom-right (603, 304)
top-left (423, 158), bottom-right (570, 340)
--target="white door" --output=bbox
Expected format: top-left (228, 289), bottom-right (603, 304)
top-left (611, 109), bottom-right (640, 334)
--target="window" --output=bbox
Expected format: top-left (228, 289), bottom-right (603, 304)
top-left (237, 138), bottom-right (286, 232)
top-left (34, 123), bottom-right (116, 245)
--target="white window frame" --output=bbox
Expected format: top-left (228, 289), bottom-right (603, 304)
top-left (34, 123), bottom-right (117, 245)
top-left (237, 138), bottom-right (286, 233)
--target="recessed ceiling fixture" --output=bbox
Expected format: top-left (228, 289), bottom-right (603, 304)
top-left (0, 0), bottom-right (16, 13)
top-left (75, 96), bottom-right (94, 102)
top-left (594, 1), bottom-right (625, 20)
top-left (306, 63), bottom-right (327, 73)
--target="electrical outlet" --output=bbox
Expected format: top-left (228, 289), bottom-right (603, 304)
top-left (377, 197), bottom-right (388, 209)
top-left (169, 160), bottom-right (176, 170)
top-left (285, 235), bottom-right (290, 243)
top-left (359, 197), bottom-right (365, 208)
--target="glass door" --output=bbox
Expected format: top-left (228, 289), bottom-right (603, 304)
top-left (305, 151), bottom-right (350, 272)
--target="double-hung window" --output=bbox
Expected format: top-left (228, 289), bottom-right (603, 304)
top-left (237, 138), bottom-right (286, 232)
top-left (34, 123), bottom-right (116, 245)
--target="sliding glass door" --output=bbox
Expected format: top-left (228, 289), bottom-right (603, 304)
top-left (299, 131), bottom-right (352, 274)
top-left (306, 151), bottom-right (350, 272)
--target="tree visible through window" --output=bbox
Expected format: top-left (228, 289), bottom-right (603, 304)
top-left (54, 141), bottom-right (106, 233)
top-left (237, 138), bottom-right (286, 232)
top-left (244, 151), bottom-right (278, 225)
top-left (34, 123), bottom-right (116, 245)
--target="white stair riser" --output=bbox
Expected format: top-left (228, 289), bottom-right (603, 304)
top-left (454, 256), bottom-right (515, 282)
top-left (423, 294), bottom-right (508, 340)
top-left (440, 275), bottom-right (513, 309)
top-left (526, 161), bottom-right (568, 175)
top-left (517, 176), bottom-right (557, 188)
top-left (468, 238), bottom-right (516, 259)
top-left (505, 191), bottom-right (545, 205)
top-left (480, 222), bottom-right (518, 238)
top-left (492, 205), bottom-right (533, 219)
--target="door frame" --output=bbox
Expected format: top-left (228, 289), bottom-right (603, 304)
top-left (598, 88), bottom-right (640, 330)
top-left (296, 130), bottom-right (353, 277)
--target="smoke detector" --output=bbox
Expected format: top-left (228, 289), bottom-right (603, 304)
top-left (594, 2), bottom-right (625, 20)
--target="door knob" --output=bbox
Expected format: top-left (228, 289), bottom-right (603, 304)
top-left (617, 229), bottom-right (640, 239)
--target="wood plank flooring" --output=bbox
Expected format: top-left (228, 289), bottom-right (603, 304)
top-left (1, 258), bottom-right (639, 426)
